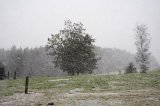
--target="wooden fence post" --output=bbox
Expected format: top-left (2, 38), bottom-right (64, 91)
top-left (8, 71), bottom-right (9, 79)
top-left (25, 76), bottom-right (29, 94)
top-left (14, 71), bottom-right (16, 80)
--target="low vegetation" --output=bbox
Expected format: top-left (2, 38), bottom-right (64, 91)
top-left (0, 70), bottom-right (159, 97)
top-left (0, 70), bottom-right (160, 105)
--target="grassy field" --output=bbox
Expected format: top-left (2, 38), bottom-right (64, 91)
top-left (0, 70), bottom-right (160, 106)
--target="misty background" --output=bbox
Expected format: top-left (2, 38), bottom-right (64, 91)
top-left (0, 0), bottom-right (160, 64)
top-left (0, 0), bottom-right (160, 75)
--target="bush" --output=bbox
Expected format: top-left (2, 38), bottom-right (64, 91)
top-left (125, 62), bottom-right (137, 74)
top-left (0, 62), bottom-right (5, 80)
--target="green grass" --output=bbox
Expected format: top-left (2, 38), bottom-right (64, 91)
top-left (0, 70), bottom-right (160, 97)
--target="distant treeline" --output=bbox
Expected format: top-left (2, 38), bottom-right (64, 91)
top-left (0, 46), bottom-right (159, 78)
top-left (95, 47), bottom-right (159, 73)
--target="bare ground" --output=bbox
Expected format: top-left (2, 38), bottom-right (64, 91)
top-left (0, 89), bottom-right (160, 106)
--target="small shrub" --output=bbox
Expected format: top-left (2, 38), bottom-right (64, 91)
top-left (125, 62), bottom-right (137, 74)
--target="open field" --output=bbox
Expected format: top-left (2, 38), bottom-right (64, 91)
top-left (0, 70), bottom-right (160, 106)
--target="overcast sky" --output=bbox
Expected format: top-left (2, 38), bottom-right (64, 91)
top-left (0, 0), bottom-right (160, 63)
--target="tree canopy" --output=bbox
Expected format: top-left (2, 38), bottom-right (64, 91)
top-left (46, 20), bottom-right (98, 75)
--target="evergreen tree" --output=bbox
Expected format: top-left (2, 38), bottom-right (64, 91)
top-left (0, 62), bottom-right (5, 80)
top-left (46, 20), bottom-right (98, 75)
top-left (7, 46), bottom-right (24, 78)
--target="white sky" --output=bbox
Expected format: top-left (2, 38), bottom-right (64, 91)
top-left (0, 0), bottom-right (160, 63)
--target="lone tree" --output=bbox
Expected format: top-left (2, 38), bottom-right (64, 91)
top-left (46, 20), bottom-right (98, 75)
top-left (135, 24), bottom-right (151, 73)
top-left (0, 62), bottom-right (5, 80)
top-left (125, 62), bottom-right (137, 74)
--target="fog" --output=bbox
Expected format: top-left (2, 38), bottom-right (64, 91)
top-left (0, 0), bottom-right (160, 63)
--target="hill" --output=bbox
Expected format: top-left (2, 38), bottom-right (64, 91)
top-left (0, 70), bottom-right (160, 106)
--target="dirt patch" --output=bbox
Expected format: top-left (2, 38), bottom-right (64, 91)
top-left (69, 88), bottom-right (84, 94)
top-left (0, 92), bottom-right (44, 106)
top-left (76, 100), bottom-right (103, 106)
top-left (57, 89), bottom-right (160, 106)
top-left (0, 89), bottom-right (160, 106)
top-left (64, 92), bottom-right (120, 97)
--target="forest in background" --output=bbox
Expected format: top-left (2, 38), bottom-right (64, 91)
top-left (0, 46), bottom-right (159, 78)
